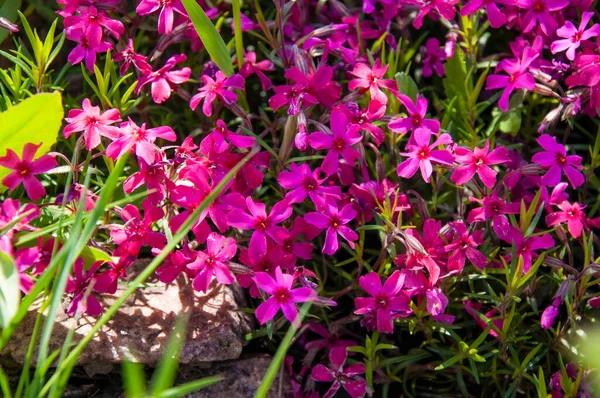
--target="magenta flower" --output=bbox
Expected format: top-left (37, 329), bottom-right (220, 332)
top-left (451, 140), bottom-right (510, 188)
top-left (187, 232), bottom-right (236, 293)
top-left (0, 143), bottom-right (57, 201)
top-left (253, 266), bottom-right (316, 325)
top-left (344, 100), bottom-right (387, 145)
top-left (412, 0), bottom-right (458, 29)
top-left (228, 197), bottom-right (292, 254)
top-left (531, 134), bottom-right (584, 188)
top-left (305, 324), bottom-right (356, 353)
top-left (388, 94), bottom-right (440, 135)
top-left (95, 258), bottom-right (132, 295)
top-left (460, 0), bottom-right (508, 28)
top-left (110, 201), bottom-right (166, 257)
top-left (551, 12), bottom-right (600, 61)
top-left (304, 199), bottom-right (358, 255)
top-left (277, 163), bottom-right (341, 204)
top-left (546, 201), bottom-right (586, 238)
top-left (113, 39), bottom-right (151, 75)
top-left (308, 107), bottom-right (362, 176)
top-left (66, 28), bottom-right (111, 72)
top-left (106, 118), bottom-right (176, 164)
top-left (14, 247), bottom-right (38, 294)
top-left (190, 71), bottom-right (245, 116)
top-left (516, 0), bottom-right (569, 36)
top-left (500, 227), bottom-right (554, 272)
top-left (486, 47), bottom-right (538, 111)
top-left (239, 51), bottom-right (274, 91)
top-left (0, 199), bottom-right (39, 256)
top-left (65, 259), bottom-right (103, 317)
top-left (123, 161), bottom-right (168, 205)
top-left (136, 54), bottom-right (191, 103)
top-left (540, 299), bottom-right (560, 330)
top-left (422, 38), bottom-right (446, 78)
top-left (63, 98), bottom-right (122, 150)
top-left (426, 288), bottom-right (453, 323)
top-left (396, 128), bottom-right (453, 182)
top-left (199, 119), bottom-right (255, 154)
top-left (64, 6), bottom-right (123, 43)
top-left (354, 271), bottom-right (411, 333)
top-left (136, 0), bottom-right (186, 35)
top-left (444, 222), bottom-right (487, 272)
top-left (348, 59), bottom-right (396, 101)
top-left (311, 348), bottom-right (367, 398)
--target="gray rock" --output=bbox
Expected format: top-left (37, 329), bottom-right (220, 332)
top-left (2, 260), bottom-right (253, 376)
top-left (180, 355), bottom-right (291, 398)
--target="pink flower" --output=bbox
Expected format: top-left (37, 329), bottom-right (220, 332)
top-left (0, 199), bottom-right (39, 255)
top-left (310, 347), bottom-right (367, 398)
top-left (500, 227), bottom-right (554, 272)
top-left (113, 39), bottom-right (151, 75)
top-left (411, 0), bottom-right (458, 29)
top-left (460, 0), bottom-right (508, 28)
top-left (486, 47), bottom-right (538, 111)
top-left (451, 140), bottom-right (510, 188)
top-left (187, 232), bottom-right (236, 293)
top-left (136, 0), bottom-right (186, 35)
top-left (304, 199), bottom-right (358, 255)
top-left (190, 71), bottom-right (245, 116)
top-left (516, 0), bottom-right (569, 36)
top-left (63, 98), bottom-right (122, 150)
top-left (64, 6), bottom-right (123, 43)
top-left (444, 222), bottom-right (487, 271)
top-left (540, 302), bottom-right (560, 329)
top-left (66, 28), bottom-right (111, 72)
top-left (239, 51), bottom-right (274, 91)
top-left (464, 300), bottom-right (503, 339)
top-left (106, 118), bottom-right (176, 164)
top-left (344, 100), bottom-right (387, 146)
top-left (546, 201), bottom-right (586, 238)
top-left (65, 259), bottom-right (103, 317)
top-left (348, 59), bottom-right (396, 101)
top-left (110, 201), bottom-right (165, 256)
top-left (388, 94), bottom-right (440, 135)
top-left (0, 143), bottom-right (57, 201)
top-left (531, 134), bottom-right (584, 188)
top-left (14, 247), bottom-right (38, 294)
top-left (199, 119), bottom-right (255, 154)
top-left (551, 12), bottom-right (600, 61)
top-left (426, 288), bottom-right (452, 323)
top-left (136, 54), bottom-right (191, 103)
top-left (308, 107), bottom-right (362, 176)
top-left (277, 163), bottom-right (341, 204)
top-left (253, 266), bottom-right (316, 325)
top-left (95, 258), bottom-right (132, 294)
top-left (228, 197), bottom-right (292, 254)
top-left (422, 38), bottom-right (446, 78)
top-left (396, 128), bottom-right (453, 182)
top-left (467, 191), bottom-right (521, 224)
top-left (354, 271), bottom-right (411, 333)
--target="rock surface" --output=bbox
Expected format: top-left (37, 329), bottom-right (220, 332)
top-left (180, 355), bottom-right (291, 398)
top-left (2, 260), bottom-right (253, 376)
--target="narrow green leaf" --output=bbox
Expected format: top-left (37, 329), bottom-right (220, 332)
top-left (122, 361), bottom-right (147, 398)
top-left (181, 0), bottom-right (234, 76)
top-left (150, 314), bottom-right (190, 394)
top-left (157, 376), bottom-right (223, 398)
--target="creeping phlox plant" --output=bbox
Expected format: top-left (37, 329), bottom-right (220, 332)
top-left (1, 0), bottom-right (600, 396)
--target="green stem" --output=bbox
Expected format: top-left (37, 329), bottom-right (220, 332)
top-left (232, 0), bottom-right (245, 70)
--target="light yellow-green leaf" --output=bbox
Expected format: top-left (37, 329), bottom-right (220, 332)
top-left (0, 92), bottom-right (64, 190)
top-left (0, 251), bottom-right (20, 328)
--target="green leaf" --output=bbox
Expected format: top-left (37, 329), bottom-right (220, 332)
top-left (442, 50), bottom-right (470, 133)
top-left (0, 92), bottom-right (64, 190)
top-left (150, 315), bottom-right (190, 394)
top-left (498, 109), bottom-right (522, 136)
top-left (157, 376), bottom-right (223, 398)
top-left (0, 0), bottom-right (21, 45)
top-left (0, 251), bottom-right (20, 329)
top-left (122, 361), bottom-right (147, 398)
top-left (395, 72), bottom-right (418, 101)
top-left (181, 0), bottom-right (234, 76)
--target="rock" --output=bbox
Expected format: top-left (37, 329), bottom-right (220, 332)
top-left (180, 355), bottom-right (291, 398)
top-left (2, 259), bottom-right (254, 376)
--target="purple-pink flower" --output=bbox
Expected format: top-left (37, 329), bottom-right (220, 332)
top-left (531, 134), bottom-right (584, 188)
top-left (354, 271), bottom-right (411, 333)
top-left (187, 232), bottom-right (236, 293)
top-left (396, 128), bottom-right (453, 182)
top-left (516, 0), bottom-right (569, 36)
top-left (136, 54), bottom-right (191, 104)
top-left (190, 71), bottom-right (245, 116)
top-left (106, 118), bottom-right (176, 164)
top-left (253, 266), bottom-right (316, 325)
top-left (136, 0), bottom-right (186, 35)
top-left (0, 143), bottom-right (57, 201)
top-left (388, 94), bottom-right (440, 136)
top-left (451, 140), bottom-right (510, 188)
top-left (348, 59), bottom-right (396, 101)
top-left (304, 199), bottom-right (358, 255)
top-left (546, 201), bottom-right (586, 238)
top-left (551, 12), bottom-right (600, 61)
top-left (65, 259), bottom-right (103, 317)
top-left (310, 347), bottom-right (367, 398)
top-left (63, 98), bottom-right (122, 150)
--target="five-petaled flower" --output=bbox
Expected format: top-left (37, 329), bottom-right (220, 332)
top-left (63, 98), bottom-right (122, 150)
top-left (310, 347), bottom-right (367, 398)
top-left (0, 143), bottom-right (57, 201)
top-left (187, 232), bottom-right (237, 293)
top-left (190, 71), bottom-right (245, 116)
top-left (532, 134), bottom-right (584, 188)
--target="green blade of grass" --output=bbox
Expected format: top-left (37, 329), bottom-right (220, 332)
top-left (181, 0), bottom-right (234, 76)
